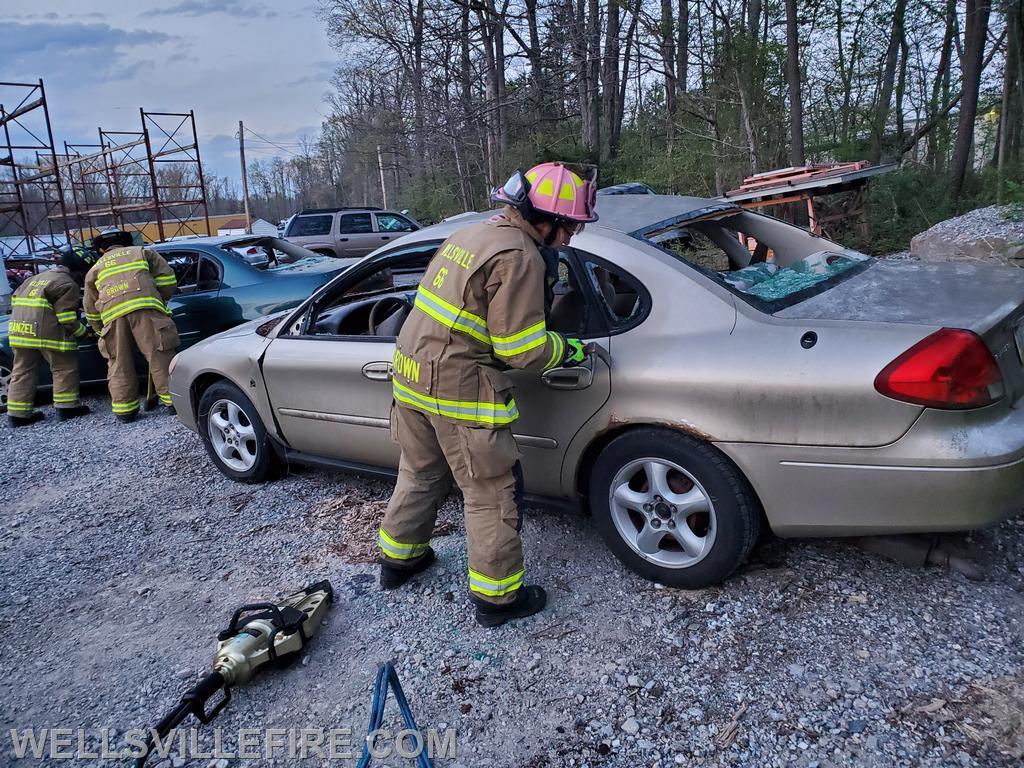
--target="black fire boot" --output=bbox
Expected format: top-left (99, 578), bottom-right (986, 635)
top-left (57, 405), bottom-right (91, 421)
top-left (8, 411), bottom-right (45, 428)
top-left (116, 412), bottom-right (138, 424)
top-left (473, 585), bottom-right (547, 628)
top-left (379, 548), bottom-right (435, 590)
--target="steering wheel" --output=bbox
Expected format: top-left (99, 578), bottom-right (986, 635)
top-left (368, 295), bottom-right (413, 335)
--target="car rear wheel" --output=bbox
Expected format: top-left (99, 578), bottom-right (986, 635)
top-left (589, 428), bottom-right (761, 589)
top-left (198, 381), bottom-right (282, 483)
top-left (0, 356), bottom-right (12, 413)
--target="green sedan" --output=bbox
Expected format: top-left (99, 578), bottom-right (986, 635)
top-left (0, 235), bottom-right (357, 409)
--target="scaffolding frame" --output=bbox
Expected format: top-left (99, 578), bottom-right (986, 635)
top-left (141, 109), bottom-right (212, 240)
top-left (55, 108), bottom-right (211, 244)
top-left (0, 79), bottom-right (70, 258)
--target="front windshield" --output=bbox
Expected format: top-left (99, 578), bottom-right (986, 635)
top-left (220, 237), bottom-right (323, 271)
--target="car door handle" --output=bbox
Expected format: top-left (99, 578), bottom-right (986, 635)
top-left (381, 235), bottom-right (390, 240)
top-left (362, 361), bottom-right (393, 381)
top-left (338, 237), bottom-right (349, 242)
top-left (541, 365), bottom-right (593, 390)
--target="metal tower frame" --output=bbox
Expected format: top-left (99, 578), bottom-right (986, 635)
top-left (55, 108), bottom-right (212, 244)
top-left (140, 109), bottom-right (211, 240)
top-left (0, 79), bottom-right (70, 257)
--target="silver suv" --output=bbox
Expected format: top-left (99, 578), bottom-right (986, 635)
top-left (283, 207), bottom-right (420, 258)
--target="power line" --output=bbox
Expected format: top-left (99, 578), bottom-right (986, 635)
top-left (242, 126), bottom-right (309, 158)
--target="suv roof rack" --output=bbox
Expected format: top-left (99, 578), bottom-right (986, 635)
top-left (297, 206), bottom-right (382, 214)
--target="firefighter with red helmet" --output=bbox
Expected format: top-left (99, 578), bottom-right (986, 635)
top-left (378, 162), bottom-right (600, 627)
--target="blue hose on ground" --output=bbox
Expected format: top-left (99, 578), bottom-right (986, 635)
top-left (357, 661), bottom-right (434, 768)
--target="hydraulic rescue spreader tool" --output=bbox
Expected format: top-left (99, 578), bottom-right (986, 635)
top-left (135, 580), bottom-right (334, 766)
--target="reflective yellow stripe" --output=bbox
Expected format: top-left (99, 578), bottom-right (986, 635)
top-left (491, 320), bottom-right (545, 345)
top-left (158, 393), bottom-right (172, 405)
top-left (6, 400), bottom-right (34, 413)
top-left (53, 391), bottom-right (80, 402)
top-left (73, 323), bottom-right (87, 338)
top-left (413, 285), bottom-right (490, 345)
top-left (468, 567), bottom-right (524, 597)
top-left (10, 336), bottom-right (77, 351)
top-left (12, 297), bottom-right (53, 309)
top-left (96, 259), bottom-right (148, 284)
top-left (84, 312), bottom-right (102, 321)
top-left (111, 400), bottom-right (140, 414)
top-left (153, 275), bottom-right (177, 286)
top-left (543, 331), bottom-right (564, 371)
top-left (378, 528), bottom-right (430, 560)
top-left (492, 320), bottom-right (548, 357)
top-left (99, 296), bottom-right (169, 324)
top-left (392, 379), bottom-right (518, 426)
top-left (55, 311), bottom-right (78, 322)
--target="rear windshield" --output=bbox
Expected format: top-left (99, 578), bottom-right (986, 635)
top-left (640, 209), bottom-right (869, 311)
top-left (220, 237), bottom-right (325, 272)
top-left (286, 215), bottom-right (332, 237)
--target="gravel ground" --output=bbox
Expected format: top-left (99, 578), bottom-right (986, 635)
top-left (2, 396), bottom-right (1024, 767)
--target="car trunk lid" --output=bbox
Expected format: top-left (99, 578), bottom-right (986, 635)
top-left (776, 260), bottom-right (1024, 403)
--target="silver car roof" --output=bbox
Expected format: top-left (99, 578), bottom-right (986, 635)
top-left (392, 195), bottom-right (741, 246)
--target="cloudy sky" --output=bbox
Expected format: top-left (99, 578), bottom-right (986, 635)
top-left (2, 0), bottom-right (337, 184)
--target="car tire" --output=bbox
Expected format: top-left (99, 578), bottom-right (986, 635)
top-left (589, 428), bottom-right (761, 589)
top-left (198, 380), bottom-right (282, 483)
top-left (0, 354), bottom-right (12, 414)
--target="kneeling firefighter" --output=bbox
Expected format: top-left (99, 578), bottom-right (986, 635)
top-left (379, 162), bottom-right (599, 627)
top-left (83, 230), bottom-right (179, 422)
top-left (6, 245), bottom-right (96, 426)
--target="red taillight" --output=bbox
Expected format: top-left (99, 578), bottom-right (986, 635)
top-left (874, 328), bottom-right (1004, 409)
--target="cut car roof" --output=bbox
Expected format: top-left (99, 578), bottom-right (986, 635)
top-left (593, 195), bottom-right (740, 235)
top-left (405, 195), bottom-right (742, 245)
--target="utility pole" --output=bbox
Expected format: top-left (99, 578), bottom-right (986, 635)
top-left (239, 120), bottom-right (252, 234)
top-left (376, 145), bottom-right (388, 208)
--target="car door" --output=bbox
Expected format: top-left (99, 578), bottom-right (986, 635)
top-left (336, 213), bottom-right (382, 257)
top-left (160, 248), bottom-right (227, 351)
top-left (374, 212), bottom-right (418, 252)
top-left (260, 244), bottom-right (612, 498)
top-left (260, 246), bottom-right (435, 467)
top-left (505, 248), bottom-right (611, 496)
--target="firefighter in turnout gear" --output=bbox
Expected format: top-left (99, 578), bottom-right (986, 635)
top-left (83, 229), bottom-right (180, 423)
top-left (379, 162), bottom-right (599, 627)
top-left (6, 245), bottom-right (96, 426)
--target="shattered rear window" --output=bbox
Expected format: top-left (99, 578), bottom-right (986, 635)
top-left (637, 209), bottom-right (869, 310)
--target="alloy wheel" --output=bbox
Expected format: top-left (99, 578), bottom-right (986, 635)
top-left (208, 398), bottom-right (258, 472)
top-left (0, 361), bottom-right (11, 410)
top-left (608, 457), bottom-right (717, 569)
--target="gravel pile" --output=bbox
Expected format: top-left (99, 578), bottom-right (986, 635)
top-left (916, 206), bottom-right (1024, 244)
top-left (910, 205), bottom-right (1024, 265)
top-left (2, 397), bottom-right (1023, 767)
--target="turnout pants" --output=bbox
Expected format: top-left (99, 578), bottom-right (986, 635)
top-left (7, 347), bottom-right (80, 415)
top-left (380, 403), bottom-right (525, 605)
top-left (99, 309), bottom-right (179, 416)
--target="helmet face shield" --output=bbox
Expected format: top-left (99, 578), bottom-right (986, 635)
top-left (491, 170), bottom-right (531, 208)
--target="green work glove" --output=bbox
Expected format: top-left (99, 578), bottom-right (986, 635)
top-left (563, 337), bottom-right (586, 365)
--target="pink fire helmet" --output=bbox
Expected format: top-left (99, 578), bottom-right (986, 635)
top-left (491, 162), bottom-right (599, 224)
